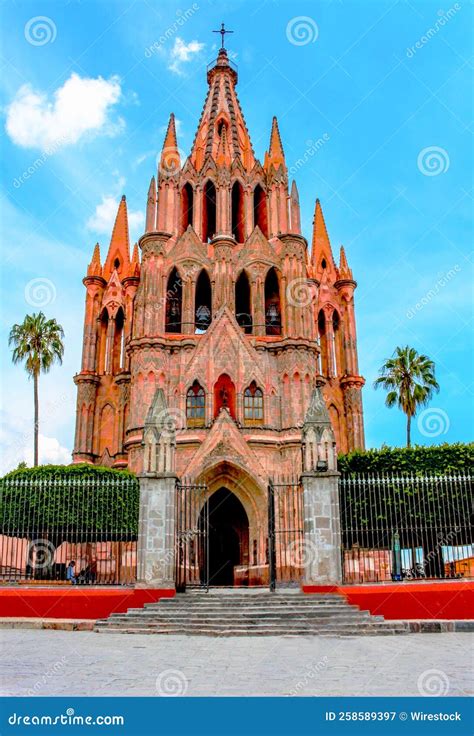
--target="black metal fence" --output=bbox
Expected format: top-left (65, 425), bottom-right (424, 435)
top-left (175, 481), bottom-right (209, 592)
top-left (339, 472), bottom-right (473, 584)
top-left (268, 480), bottom-right (305, 589)
top-left (0, 475), bottom-right (139, 585)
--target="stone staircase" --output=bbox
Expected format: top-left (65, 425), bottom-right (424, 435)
top-left (95, 589), bottom-right (410, 636)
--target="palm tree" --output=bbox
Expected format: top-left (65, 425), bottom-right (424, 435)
top-left (374, 346), bottom-right (439, 447)
top-left (9, 312), bottom-right (65, 466)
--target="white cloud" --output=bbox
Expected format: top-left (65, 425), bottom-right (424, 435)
top-left (168, 38), bottom-right (204, 74)
top-left (87, 195), bottom-right (144, 242)
top-left (5, 73), bottom-right (123, 150)
top-left (0, 431), bottom-right (71, 476)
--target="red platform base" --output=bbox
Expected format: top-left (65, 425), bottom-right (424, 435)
top-left (302, 581), bottom-right (474, 620)
top-left (0, 587), bottom-right (175, 620)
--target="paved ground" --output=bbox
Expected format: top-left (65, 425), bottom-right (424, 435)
top-left (1, 630), bottom-right (472, 697)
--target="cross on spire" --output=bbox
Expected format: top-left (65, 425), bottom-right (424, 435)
top-left (213, 22), bottom-right (233, 49)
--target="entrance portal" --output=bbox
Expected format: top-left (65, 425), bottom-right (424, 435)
top-left (200, 488), bottom-right (249, 586)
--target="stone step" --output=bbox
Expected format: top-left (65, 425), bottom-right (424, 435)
top-left (95, 618), bottom-right (401, 628)
top-left (103, 615), bottom-right (378, 627)
top-left (108, 609), bottom-right (374, 619)
top-left (95, 625), bottom-right (409, 637)
top-left (155, 601), bottom-right (346, 608)
top-left (138, 604), bottom-right (361, 614)
top-left (149, 601), bottom-right (356, 610)
top-left (94, 590), bottom-right (411, 637)
top-left (161, 589), bottom-right (338, 603)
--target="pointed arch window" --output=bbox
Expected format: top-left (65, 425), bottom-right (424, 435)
top-left (235, 270), bottom-right (252, 334)
top-left (98, 308), bottom-right (109, 374)
top-left (202, 180), bottom-right (217, 243)
top-left (186, 381), bottom-right (205, 427)
top-left (332, 310), bottom-right (340, 377)
top-left (264, 267), bottom-right (281, 335)
top-left (180, 182), bottom-right (194, 235)
top-left (231, 180), bottom-right (245, 242)
top-left (318, 309), bottom-right (328, 375)
top-left (253, 184), bottom-right (268, 238)
top-left (165, 267), bottom-right (182, 333)
top-left (217, 119), bottom-right (228, 138)
top-left (195, 269), bottom-right (212, 333)
top-left (112, 307), bottom-right (125, 373)
top-left (243, 381), bottom-right (264, 424)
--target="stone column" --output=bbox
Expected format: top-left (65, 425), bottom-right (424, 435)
top-left (136, 473), bottom-right (177, 589)
top-left (301, 471), bottom-right (342, 585)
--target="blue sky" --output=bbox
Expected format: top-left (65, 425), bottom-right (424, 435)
top-left (0, 0), bottom-right (472, 473)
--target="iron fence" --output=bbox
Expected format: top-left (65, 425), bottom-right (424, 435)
top-left (339, 472), bottom-right (473, 584)
top-left (175, 481), bottom-right (209, 592)
top-left (0, 475), bottom-right (139, 585)
top-left (268, 479), bottom-right (305, 590)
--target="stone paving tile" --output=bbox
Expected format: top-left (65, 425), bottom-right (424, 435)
top-left (0, 630), bottom-right (472, 697)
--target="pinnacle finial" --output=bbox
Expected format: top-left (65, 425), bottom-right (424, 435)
top-left (339, 245), bottom-right (353, 279)
top-left (264, 116), bottom-right (285, 170)
top-left (160, 113), bottom-right (180, 175)
top-left (311, 198), bottom-right (334, 268)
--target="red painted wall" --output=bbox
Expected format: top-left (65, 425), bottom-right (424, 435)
top-left (0, 588), bottom-right (175, 620)
top-left (303, 581), bottom-right (474, 620)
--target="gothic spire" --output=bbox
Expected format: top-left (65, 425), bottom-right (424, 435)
top-left (289, 180), bottom-right (301, 234)
top-left (188, 47), bottom-right (255, 172)
top-left (338, 245), bottom-right (353, 280)
top-left (146, 176), bottom-right (156, 232)
top-left (160, 113), bottom-right (181, 175)
top-left (103, 195), bottom-right (130, 279)
top-left (311, 199), bottom-right (335, 270)
top-left (87, 242), bottom-right (102, 277)
top-left (264, 116), bottom-right (286, 170)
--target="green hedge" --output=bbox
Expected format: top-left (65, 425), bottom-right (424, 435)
top-left (3, 463), bottom-right (136, 480)
top-left (338, 443), bottom-right (474, 475)
top-left (0, 464), bottom-right (139, 541)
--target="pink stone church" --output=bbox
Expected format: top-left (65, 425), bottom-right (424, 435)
top-left (73, 46), bottom-right (365, 545)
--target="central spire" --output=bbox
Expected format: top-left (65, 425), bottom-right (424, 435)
top-left (188, 34), bottom-right (255, 172)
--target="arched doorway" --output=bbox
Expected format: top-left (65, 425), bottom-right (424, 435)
top-left (200, 488), bottom-right (249, 586)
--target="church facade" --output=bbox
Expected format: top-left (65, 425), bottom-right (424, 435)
top-left (73, 46), bottom-right (365, 585)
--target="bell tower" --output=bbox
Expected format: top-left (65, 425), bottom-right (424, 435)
top-left (73, 38), bottom-right (365, 470)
